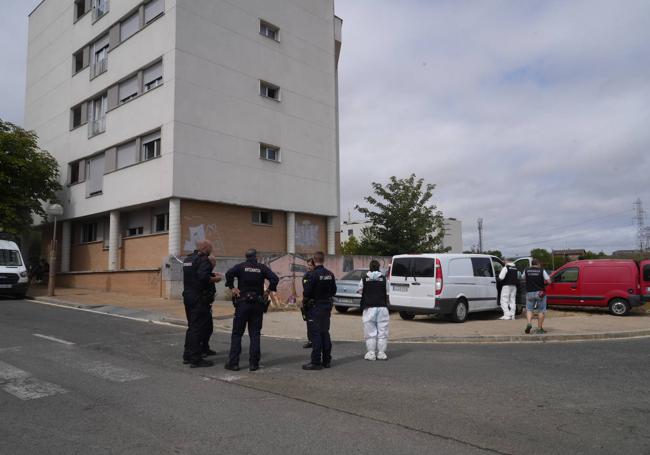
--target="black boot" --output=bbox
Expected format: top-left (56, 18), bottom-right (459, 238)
top-left (302, 363), bottom-right (322, 371)
top-left (302, 341), bottom-right (312, 349)
top-left (224, 363), bottom-right (240, 371)
top-left (249, 363), bottom-right (259, 372)
top-left (190, 359), bottom-right (214, 368)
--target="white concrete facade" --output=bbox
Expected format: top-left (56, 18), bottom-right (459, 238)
top-left (341, 218), bottom-right (464, 253)
top-left (26, 0), bottom-right (342, 267)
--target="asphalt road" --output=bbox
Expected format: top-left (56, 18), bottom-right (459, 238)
top-left (1, 299), bottom-right (649, 455)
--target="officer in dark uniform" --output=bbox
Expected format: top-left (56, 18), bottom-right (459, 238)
top-left (301, 258), bottom-right (316, 349)
top-left (182, 240), bottom-right (221, 368)
top-left (225, 248), bottom-right (279, 371)
top-left (302, 251), bottom-right (337, 370)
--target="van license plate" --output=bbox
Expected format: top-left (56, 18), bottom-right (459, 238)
top-left (335, 297), bottom-right (355, 304)
top-left (392, 284), bottom-right (409, 293)
top-left (0, 284), bottom-right (12, 288)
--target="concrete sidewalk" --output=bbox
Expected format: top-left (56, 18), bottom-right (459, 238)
top-left (25, 285), bottom-right (650, 343)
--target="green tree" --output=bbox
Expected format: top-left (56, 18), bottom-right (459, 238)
top-left (341, 235), bottom-right (361, 255)
top-left (0, 120), bottom-right (61, 235)
top-left (530, 248), bottom-right (552, 269)
top-left (355, 174), bottom-right (448, 256)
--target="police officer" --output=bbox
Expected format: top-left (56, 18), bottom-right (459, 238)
top-left (225, 248), bottom-right (279, 371)
top-left (498, 260), bottom-right (519, 320)
top-left (182, 240), bottom-right (221, 368)
top-left (302, 251), bottom-right (337, 371)
top-left (301, 258), bottom-right (316, 349)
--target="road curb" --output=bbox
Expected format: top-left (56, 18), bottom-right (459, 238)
top-left (26, 296), bottom-right (650, 344)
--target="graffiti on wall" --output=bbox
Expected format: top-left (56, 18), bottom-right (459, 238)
top-left (182, 224), bottom-right (225, 254)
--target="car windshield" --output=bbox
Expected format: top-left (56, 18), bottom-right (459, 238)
top-left (0, 249), bottom-right (22, 266)
top-left (341, 270), bottom-right (367, 281)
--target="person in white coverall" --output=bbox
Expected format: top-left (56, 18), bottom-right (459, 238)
top-left (357, 260), bottom-right (389, 361)
top-left (498, 261), bottom-right (519, 320)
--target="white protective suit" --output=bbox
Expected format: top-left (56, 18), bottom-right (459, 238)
top-left (498, 263), bottom-right (518, 319)
top-left (358, 271), bottom-right (390, 360)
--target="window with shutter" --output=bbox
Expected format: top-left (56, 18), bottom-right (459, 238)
top-left (144, 0), bottom-right (164, 24)
top-left (143, 61), bottom-right (163, 91)
top-left (119, 76), bottom-right (139, 103)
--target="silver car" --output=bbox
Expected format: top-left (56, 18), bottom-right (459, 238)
top-left (333, 268), bottom-right (390, 314)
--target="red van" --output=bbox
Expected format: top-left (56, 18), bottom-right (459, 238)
top-left (546, 259), bottom-right (650, 315)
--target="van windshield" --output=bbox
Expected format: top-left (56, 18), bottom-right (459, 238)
top-left (0, 249), bottom-right (22, 266)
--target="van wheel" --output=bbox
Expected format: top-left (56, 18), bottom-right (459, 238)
top-left (608, 298), bottom-right (630, 316)
top-left (450, 300), bottom-right (468, 323)
top-left (399, 311), bottom-right (415, 320)
top-left (335, 306), bottom-right (349, 314)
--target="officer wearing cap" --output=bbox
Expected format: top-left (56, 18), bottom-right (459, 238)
top-left (302, 251), bottom-right (337, 371)
top-left (182, 240), bottom-right (222, 368)
top-left (224, 248), bottom-right (279, 371)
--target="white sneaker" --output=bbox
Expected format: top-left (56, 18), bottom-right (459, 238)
top-left (364, 351), bottom-right (376, 361)
top-left (376, 351), bottom-right (388, 361)
top-left (499, 316), bottom-right (508, 320)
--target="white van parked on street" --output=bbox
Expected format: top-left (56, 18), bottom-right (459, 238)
top-left (0, 240), bottom-right (29, 299)
top-left (388, 253), bottom-right (507, 323)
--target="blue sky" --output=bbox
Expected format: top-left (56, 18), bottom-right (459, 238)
top-left (2, 0), bottom-right (649, 255)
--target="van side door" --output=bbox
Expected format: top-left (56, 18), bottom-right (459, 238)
top-left (641, 260), bottom-right (650, 303)
top-left (471, 257), bottom-right (498, 310)
top-left (547, 267), bottom-right (580, 306)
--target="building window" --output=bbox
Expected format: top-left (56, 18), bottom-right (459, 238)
top-left (144, 0), bottom-right (164, 24)
top-left (118, 76), bottom-right (139, 104)
top-left (86, 153), bottom-right (105, 197)
top-left (141, 131), bottom-right (161, 160)
top-left (81, 223), bottom-right (98, 243)
top-left (90, 35), bottom-right (109, 79)
top-left (74, 0), bottom-right (87, 21)
top-left (260, 20), bottom-right (279, 41)
top-left (91, 0), bottom-right (109, 21)
top-left (260, 81), bottom-right (280, 101)
top-left (71, 105), bottom-right (83, 128)
top-left (143, 61), bottom-right (163, 92)
top-left (73, 50), bottom-right (85, 74)
top-left (69, 162), bottom-right (80, 184)
top-left (252, 210), bottom-right (273, 226)
top-left (126, 226), bottom-right (144, 237)
top-left (89, 94), bottom-right (107, 137)
top-left (347, 229), bottom-right (353, 236)
top-left (153, 213), bottom-right (169, 233)
top-left (120, 12), bottom-right (140, 42)
top-left (117, 140), bottom-right (137, 169)
top-left (259, 144), bottom-right (280, 162)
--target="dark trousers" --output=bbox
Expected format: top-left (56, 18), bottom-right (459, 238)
top-left (183, 295), bottom-right (211, 363)
top-left (228, 300), bottom-right (264, 366)
top-left (202, 304), bottom-right (213, 352)
top-left (307, 303), bottom-right (332, 365)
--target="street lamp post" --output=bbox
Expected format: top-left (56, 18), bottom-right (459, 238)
top-left (45, 204), bottom-right (64, 297)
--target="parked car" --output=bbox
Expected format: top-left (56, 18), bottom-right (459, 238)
top-left (333, 268), bottom-right (389, 313)
top-left (388, 253), bottom-right (512, 323)
top-left (0, 240), bottom-right (29, 299)
top-left (545, 259), bottom-right (650, 316)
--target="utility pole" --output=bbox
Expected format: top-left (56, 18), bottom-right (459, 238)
top-left (477, 218), bottom-right (484, 253)
top-left (633, 198), bottom-right (646, 252)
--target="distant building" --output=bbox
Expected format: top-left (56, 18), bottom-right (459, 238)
top-left (340, 218), bottom-right (463, 253)
top-left (552, 249), bottom-right (587, 261)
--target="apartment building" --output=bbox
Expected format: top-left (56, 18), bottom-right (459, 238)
top-left (25, 0), bottom-right (342, 296)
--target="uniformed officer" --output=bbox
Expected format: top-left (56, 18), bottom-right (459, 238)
top-left (224, 248), bottom-right (279, 371)
top-left (182, 240), bottom-right (222, 368)
top-left (301, 258), bottom-right (316, 349)
top-left (302, 251), bottom-right (337, 371)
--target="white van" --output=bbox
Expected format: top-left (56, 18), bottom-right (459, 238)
top-left (0, 240), bottom-right (29, 299)
top-left (388, 253), bottom-right (507, 323)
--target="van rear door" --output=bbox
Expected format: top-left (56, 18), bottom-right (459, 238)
top-left (388, 256), bottom-right (436, 310)
top-left (641, 260), bottom-right (650, 303)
